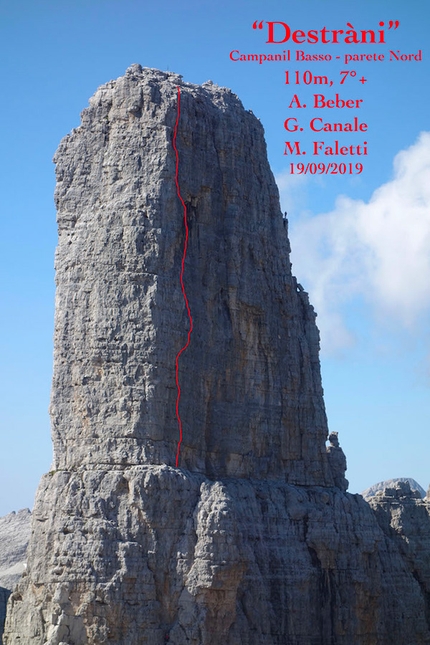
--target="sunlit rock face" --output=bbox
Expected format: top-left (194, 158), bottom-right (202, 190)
top-left (46, 64), bottom-right (332, 484)
top-left (3, 66), bottom-right (430, 645)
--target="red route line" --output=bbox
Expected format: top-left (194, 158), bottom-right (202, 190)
top-left (172, 86), bottom-right (193, 468)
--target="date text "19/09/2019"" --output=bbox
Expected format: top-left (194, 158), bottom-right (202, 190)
top-left (290, 162), bottom-right (364, 175)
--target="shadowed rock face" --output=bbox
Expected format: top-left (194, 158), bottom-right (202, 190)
top-left (0, 588), bottom-right (11, 640)
top-left (3, 66), bottom-right (430, 645)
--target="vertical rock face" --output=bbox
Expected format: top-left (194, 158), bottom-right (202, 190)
top-left (47, 64), bottom-right (330, 484)
top-left (0, 588), bottom-right (11, 641)
top-left (4, 66), bottom-right (430, 644)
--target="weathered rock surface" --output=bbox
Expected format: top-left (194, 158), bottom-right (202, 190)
top-left (4, 66), bottom-right (430, 644)
top-left (46, 64), bottom-right (331, 485)
top-left (0, 508), bottom-right (31, 591)
top-left (368, 481), bottom-right (430, 636)
top-left (0, 509), bottom-right (31, 640)
top-left (4, 468), bottom-right (430, 645)
top-left (326, 431), bottom-right (348, 492)
top-left (362, 477), bottom-right (426, 500)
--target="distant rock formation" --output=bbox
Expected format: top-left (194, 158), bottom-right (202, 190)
top-left (0, 509), bottom-right (31, 590)
top-left (3, 66), bottom-right (430, 644)
top-left (362, 477), bottom-right (426, 499)
top-left (368, 480), bottom-right (430, 633)
top-left (0, 509), bottom-right (31, 638)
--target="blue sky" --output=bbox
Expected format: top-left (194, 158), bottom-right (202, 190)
top-left (0, 0), bottom-right (429, 515)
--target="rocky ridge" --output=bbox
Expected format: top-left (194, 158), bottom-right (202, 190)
top-left (0, 509), bottom-right (31, 639)
top-left (3, 65), bottom-right (430, 645)
top-left (362, 477), bottom-right (426, 499)
top-left (0, 508), bottom-right (31, 591)
top-left (368, 481), bottom-right (430, 634)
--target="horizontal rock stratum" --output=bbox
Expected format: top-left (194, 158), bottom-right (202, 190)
top-left (4, 65), bottom-right (430, 645)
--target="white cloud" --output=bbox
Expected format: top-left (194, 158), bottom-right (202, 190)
top-left (275, 170), bottom-right (309, 215)
top-left (278, 132), bottom-right (430, 354)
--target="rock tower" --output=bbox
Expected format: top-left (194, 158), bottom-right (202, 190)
top-left (4, 65), bottom-right (430, 645)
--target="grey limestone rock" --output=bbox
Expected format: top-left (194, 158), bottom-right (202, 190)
top-left (47, 64), bottom-right (331, 485)
top-left (5, 468), bottom-right (430, 645)
top-left (0, 509), bottom-right (31, 641)
top-left (326, 431), bottom-right (348, 492)
top-left (368, 481), bottom-right (430, 634)
top-left (3, 66), bottom-right (430, 644)
top-left (362, 477), bottom-right (426, 500)
top-left (0, 509), bottom-right (31, 590)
